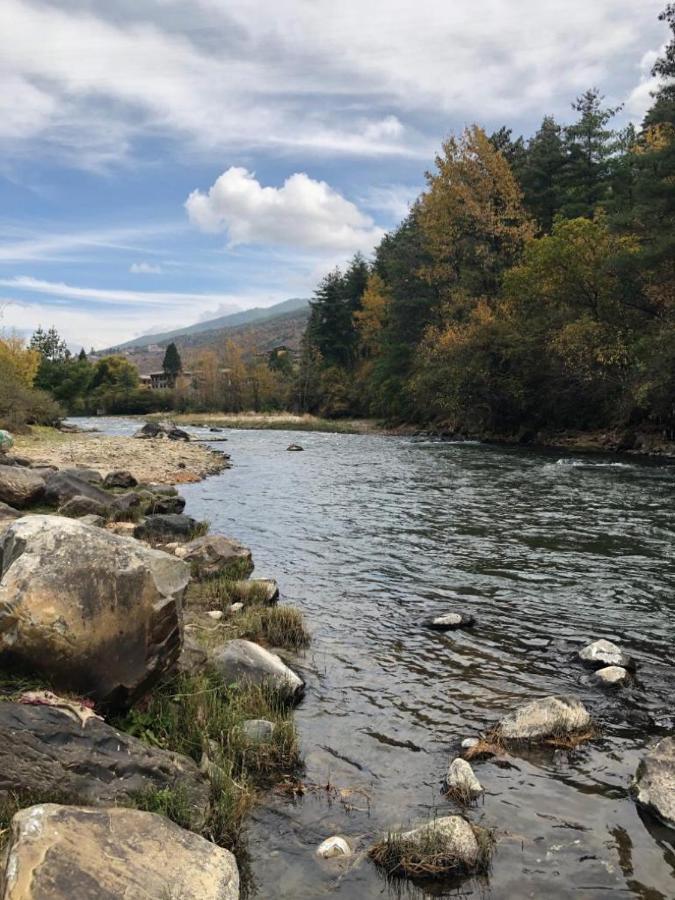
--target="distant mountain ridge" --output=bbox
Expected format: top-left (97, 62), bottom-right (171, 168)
top-left (109, 297), bottom-right (310, 351)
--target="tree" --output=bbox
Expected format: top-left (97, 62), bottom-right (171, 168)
top-left (162, 342), bottom-right (182, 377)
top-left (519, 117), bottom-right (567, 233)
top-left (30, 326), bottom-right (69, 362)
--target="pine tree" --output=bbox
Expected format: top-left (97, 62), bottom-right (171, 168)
top-left (162, 342), bottom-right (182, 376)
top-left (519, 116), bottom-right (566, 233)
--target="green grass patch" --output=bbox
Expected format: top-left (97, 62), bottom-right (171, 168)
top-left (191, 576), bottom-right (274, 610)
top-left (235, 605), bottom-right (310, 651)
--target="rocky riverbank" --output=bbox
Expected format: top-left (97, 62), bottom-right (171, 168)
top-left (0, 428), bottom-right (309, 899)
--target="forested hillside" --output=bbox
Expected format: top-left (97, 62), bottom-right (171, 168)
top-left (299, 5), bottom-right (675, 440)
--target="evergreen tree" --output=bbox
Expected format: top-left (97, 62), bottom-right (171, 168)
top-left (519, 116), bottom-right (567, 233)
top-left (162, 342), bottom-right (182, 376)
top-left (78, 348), bottom-right (87, 362)
top-left (30, 326), bottom-right (69, 362)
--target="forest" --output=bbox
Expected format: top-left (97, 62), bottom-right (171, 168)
top-left (298, 5), bottom-right (675, 439)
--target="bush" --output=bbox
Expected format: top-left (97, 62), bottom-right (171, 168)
top-left (0, 370), bottom-right (63, 432)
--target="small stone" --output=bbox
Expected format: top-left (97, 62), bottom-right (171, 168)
top-left (230, 602), bottom-right (244, 613)
top-left (206, 610), bottom-right (224, 621)
top-left (317, 836), bottom-right (351, 859)
top-left (242, 719), bottom-right (275, 742)
top-left (287, 443), bottom-right (304, 451)
top-left (593, 665), bottom-right (629, 687)
top-left (579, 639), bottom-right (635, 671)
top-left (446, 758), bottom-right (483, 798)
top-left (461, 737), bottom-right (479, 750)
top-left (425, 612), bottom-right (475, 631)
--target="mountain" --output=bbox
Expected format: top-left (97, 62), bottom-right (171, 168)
top-left (109, 297), bottom-right (310, 351)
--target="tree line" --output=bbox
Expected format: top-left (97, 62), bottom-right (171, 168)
top-left (299, 6), bottom-right (675, 439)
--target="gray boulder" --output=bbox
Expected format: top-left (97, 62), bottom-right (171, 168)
top-left (633, 737), bottom-right (675, 829)
top-left (60, 466), bottom-right (103, 485)
top-left (0, 805), bottom-right (239, 900)
top-left (592, 665), bottom-right (630, 687)
top-left (0, 701), bottom-right (209, 825)
top-left (578, 639), bottom-right (635, 672)
top-left (134, 421), bottom-right (190, 442)
top-left (373, 816), bottom-right (481, 875)
top-left (0, 465), bottom-right (45, 509)
top-left (212, 639), bottom-right (304, 700)
top-left (174, 534), bottom-right (253, 579)
top-left (43, 472), bottom-right (112, 509)
top-left (134, 513), bottom-right (197, 541)
top-left (425, 612), bottom-right (475, 631)
top-left (0, 516), bottom-right (190, 707)
top-left (103, 469), bottom-right (138, 489)
top-left (58, 495), bottom-right (108, 518)
top-left (497, 695), bottom-right (591, 742)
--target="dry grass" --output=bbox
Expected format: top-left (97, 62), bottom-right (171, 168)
top-left (235, 605), bottom-right (310, 651)
top-left (370, 823), bottom-right (494, 880)
top-left (162, 412), bottom-right (379, 434)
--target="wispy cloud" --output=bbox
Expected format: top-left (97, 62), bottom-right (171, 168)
top-left (0, 222), bottom-right (178, 263)
top-left (130, 261), bottom-right (163, 274)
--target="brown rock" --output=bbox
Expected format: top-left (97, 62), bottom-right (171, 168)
top-left (0, 465), bottom-right (45, 509)
top-left (0, 516), bottom-right (190, 707)
top-left (0, 804), bottom-right (239, 900)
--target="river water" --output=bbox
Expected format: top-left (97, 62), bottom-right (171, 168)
top-left (78, 420), bottom-right (675, 899)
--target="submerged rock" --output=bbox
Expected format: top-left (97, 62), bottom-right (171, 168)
top-left (446, 758), bottom-right (483, 798)
top-left (579, 639), bottom-right (635, 671)
top-left (0, 465), bottom-right (45, 509)
top-left (497, 695), bottom-right (591, 743)
top-left (0, 805), bottom-right (239, 900)
top-left (425, 612), bottom-right (475, 631)
top-left (317, 836), bottom-right (352, 859)
top-left (174, 534), bottom-right (253, 579)
top-left (211, 639), bottom-right (304, 699)
top-left (0, 516), bottom-right (189, 707)
top-left (592, 665), bottom-right (630, 687)
top-left (633, 737), bottom-right (675, 829)
top-left (0, 702), bottom-right (209, 824)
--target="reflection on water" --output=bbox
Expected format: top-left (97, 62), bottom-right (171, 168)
top-left (76, 420), bottom-right (675, 898)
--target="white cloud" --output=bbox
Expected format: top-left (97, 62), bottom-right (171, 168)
top-left (625, 44), bottom-right (667, 120)
top-left (130, 261), bottom-right (163, 274)
top-left (186, 167), bottom-right (385, 253)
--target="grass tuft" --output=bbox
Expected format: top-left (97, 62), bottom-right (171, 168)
top-left (369, 822), bottom-right (494, 880)
top-left (236, 606), bottom-right (310, 651)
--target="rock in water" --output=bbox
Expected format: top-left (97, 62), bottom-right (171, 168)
top-left (287, 443), bottom-right (304, 451)
top-left (317, 836), bottom-right (352, 859)
top-left (372, 816), bottom-right (481, 874)
top-left (0, 465), bottom-right (45, 509)
top-left (632, 737), bottom-right (675, 828)
top-left (0, 805), bottom-right (239, 900)
top-left (497, 695), bottom-right (591, 742)
top-left (425, 612), bottom-right (475, 631)
top-left (174, 534), bottom-right (254, 579)
top-left (212, 639), bottom-right (304, 699)
top-left (446, 758), bottom-right (483, 798)
top-left (0, 702), bottom-right (209, 825)
top-left (578, 639), bottom-right (635, 671)
top-left (592, 665), bottom-right (630, 687)
top-left (0, 516), bottom-right (189, 707)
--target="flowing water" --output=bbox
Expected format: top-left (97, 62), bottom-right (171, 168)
top-left (79, 420), bottom-right (675, 899)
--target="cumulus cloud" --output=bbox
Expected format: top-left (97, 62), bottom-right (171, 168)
top-left (186, 167), bottom-right (385, 253)
top-left (130, 261), bottom-right (163, 274)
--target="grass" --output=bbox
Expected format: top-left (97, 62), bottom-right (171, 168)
top-left (235, 605), bottom-right (310, 651)
top-left (369, 821), bottom-right (494, 880)
top-left (191, 576), bottom-right (275, 610)
top-left (150, 412), bottom-right (379, 434)
top-left (465, 720), bottom-right (598, 758)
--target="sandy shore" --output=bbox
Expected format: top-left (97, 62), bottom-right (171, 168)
top-left (14, 427), bottom-right (229, 484)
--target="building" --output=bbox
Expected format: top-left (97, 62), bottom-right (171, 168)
top-left (142, 371), bottom-right (195, 390)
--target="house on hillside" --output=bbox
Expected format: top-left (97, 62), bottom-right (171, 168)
top-left (143, 371), bottom-right (195, 390)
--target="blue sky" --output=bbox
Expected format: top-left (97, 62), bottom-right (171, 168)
top-left (0, 0), bottom-right (668, 349)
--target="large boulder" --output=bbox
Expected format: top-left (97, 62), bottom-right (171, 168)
top-left (175, 534), bottom-right (254, 579)
top-left (0, 700), bottom-right (209, 825)
top-left (0, 465), bottom-right (45, 509)
top-left (632, 737), bottom-right (675, 829)
top-left (103, 469), bottom-right (138, 489)
top-left (578, 639), bottom-right (635, 671)
top-left (212, 639), bottom-right (304, 700)
top-left (58, 495), bottom-right (108, 518)
top-left (0, 805), bottom-right (239, 900)
top-left (497, 695), bottom-right (591, 743)
top-left (134, 421), bottom-right (190, 442)
top-left (134, 513), bottom-right (197, 542)
top-left (43, 472), bottom-right (112, 510)
top-left (0, 516), bottom-right (190, 707)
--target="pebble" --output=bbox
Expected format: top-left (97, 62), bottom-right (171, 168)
top-left (316, 837), bottom-right (351, 859)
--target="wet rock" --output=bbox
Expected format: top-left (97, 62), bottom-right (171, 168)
top-left (103, 469), bottom-right (138, 489)
top-left (43, 472), bottom-right (111, 509)
top-left (592, 665), bottom-right (630, 687)
top-left (60, 467), bottom-right (103, 485)
top-left (0, 503), bottom-right (21, 536)
top-left (446, 758), bottom-right (483, 798)
top-left (317, 836), bottom-right (352, 859)
top-left (578, 639), bottom-right (635, 672)
top-left (242, 718), bottom-right (275, 742)
top-left (497, 695), bottom-right (591, 743)
top-left (425, 612), bottom-right (475, 631)
top-left (374, 816), bottom-right (481, 872)
top-left (287, 443), bottom-right (304, 451)
top-left (0, 804), bottom-right (239, 900)
top-left (174, 534), bottom-right (254, 579)
top-left (0, 702), bottom-right (209, 824)
top-left (211, 639), bottom-right (304, 699)
top-left (0, 465), bottom-right (45, 509)
top-left (632, 737), bottom-right (675, 829)
top-left (58, 495), bottom-right (108, 518)
top-left (0, 515), bottom-right (189, 707)
top-left (134, 513), bottom-right (197, 542)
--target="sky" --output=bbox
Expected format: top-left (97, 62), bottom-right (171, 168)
top-left (0, 0), bottom-right (669, 349)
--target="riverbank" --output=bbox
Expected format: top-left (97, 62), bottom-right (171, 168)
top-left (150, 412), bottom-right (381, 434)
top-left (13, 426), bottom-right (229, 483)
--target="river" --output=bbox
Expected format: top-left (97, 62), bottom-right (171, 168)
top-left (77, 419), bottom-right (675, 899)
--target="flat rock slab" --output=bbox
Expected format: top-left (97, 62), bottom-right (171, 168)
top-left (0, 465), bottom-right (45, 509)
top-left (633, 737), bottom-right (675, 829)
top-left (425, 612), bottom-right (475, 631)
top-left (578, 639), bottom-right (635, 671)
top-left (212, 639), bottom-right (304, 700)
top-left (497, 695), bottom-right (591, 742)
top-left (0, 804), bottom-right (239, 900)
top-left (0, 516), bottom-right (190, 707)
top-left (0, 702), bottom-right (209, 826)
